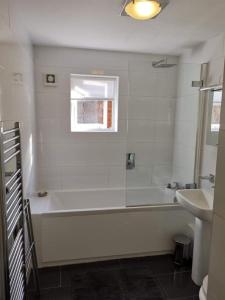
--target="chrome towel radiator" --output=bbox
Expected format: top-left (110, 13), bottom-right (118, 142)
top-left (0, 122), bottom-right (39, 300)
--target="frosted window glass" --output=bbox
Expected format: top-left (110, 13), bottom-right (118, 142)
top-left (70, 74), bottom-right (119, 132)
top-left (71, 76), bottom-right (115, 99)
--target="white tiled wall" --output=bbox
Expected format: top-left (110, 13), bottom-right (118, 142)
top-left (0, 0), bottom-right (37, 195)
top-left (34, 46), bottom-right (178, 192)
top-left (172, 34), bottom-right (225, 191)
top-left (179, 34), bottom-right (225, 190)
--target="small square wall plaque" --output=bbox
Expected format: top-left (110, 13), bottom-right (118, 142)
top-left (43, 73), bottom-right (57, 86)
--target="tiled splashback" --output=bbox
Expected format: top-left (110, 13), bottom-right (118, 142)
top-left (34, 47), bottom-right (178, 191)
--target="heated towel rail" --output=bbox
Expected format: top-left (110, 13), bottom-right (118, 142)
top-left (0, 122), bottom-right (39, 300)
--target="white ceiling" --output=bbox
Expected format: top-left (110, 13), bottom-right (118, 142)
top-left (17, 0), bottom-right (225, 55)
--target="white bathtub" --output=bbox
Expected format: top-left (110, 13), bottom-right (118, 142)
top-left (31, 187), bottom-right (176, 214)
top-left (30, 188), bottom-right (194, 267)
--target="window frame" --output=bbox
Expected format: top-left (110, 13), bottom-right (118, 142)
top-left (70, 74), bottom-right (119, 133)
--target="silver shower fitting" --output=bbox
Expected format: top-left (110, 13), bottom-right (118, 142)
top-left (152, 58), bottom-right (177, 68)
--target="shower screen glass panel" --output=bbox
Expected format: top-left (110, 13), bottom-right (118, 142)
top-left (126, 62), bottom-right (201, 207)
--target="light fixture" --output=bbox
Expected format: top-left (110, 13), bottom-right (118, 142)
top-left (121, 0), bottom-right (169, 21)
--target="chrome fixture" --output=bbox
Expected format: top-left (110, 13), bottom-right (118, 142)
top-left (152, 58), bottom-right (177, 68)
top-left (167, 182), bottom-right (181, 190)
top-left (121, 0), bottom-right (169, 20)
top-left (199, 174), bottom-right (215, 184)
top-left (200, 84), bottom-right (223, 92)
top-left (0, 122), bottom-right (40, 299)
top-left (192, 80), bottom-right (204, 88)
top-left (126, 153), bottom-right (135, 170)
top-left (191, 80), bottom-right (223, 92)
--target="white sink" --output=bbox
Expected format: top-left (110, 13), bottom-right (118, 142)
top-left (176, 189), bottom-right (213, 222)
top-left (176, 189), bottom-right (213, 286)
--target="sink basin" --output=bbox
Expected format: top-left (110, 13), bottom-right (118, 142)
top-left (176, 189), bottom-right (213, 286)
top-left (176, 189), bottom-right (213, 222)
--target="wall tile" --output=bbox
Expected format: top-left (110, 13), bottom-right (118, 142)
top-left (127, 119), bottom-right (155, 142)
top-left (60, 165), bottom-right (108, 189)
top-left (152, 164), bottom-right (172, 186)
top-left (38, 166), bottom-right (62, 190)
top-left (129, 69), bottom-right (177, 98)
top-left (34, 46), bottom-right (129, 70)
top-left (56, 142), bottom-right (126, 166)
top-left (35, 47), bottom-right (178, 192)
top-left (126, 166), bottom-right (152, 188)
top-left (155, 121), bottom-right (174, 142)
top-left (153, 141), bottom-right (173, 164)
top-left (37, 117), bottom-right (127, 144)
top-left (108, 166), bottom-right (126, 188)
top-left (36, 92), bottom-right (70, 119)
top-left (128, 97), bottom-right (156, 120)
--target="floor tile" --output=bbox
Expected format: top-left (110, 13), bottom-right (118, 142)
top-left (28, 287), bottom-right (72, 300)
top-left (61, 259), bottom-right (121, 287)
top-left (119, 256), bottom-right (153, 270)
top-left (148, 255), bottom-right (192, 276)
top-left (156, 271), bottom-right (199, 299)
top-left (121, 268), bottom-right (164, 300)
top-left (38, 266), bottom-right (60, 289)
top-left (72, 286), bottom-right (125, 300)
top-left (28, 255), bottom-right (198, 300)
top-left (71, 269), bottom-right (124, 300)
top-left (60, 264), bottom-right (87, 288)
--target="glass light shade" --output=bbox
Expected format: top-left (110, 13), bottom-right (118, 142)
top-left (125, 0), bottom-right (162, 20)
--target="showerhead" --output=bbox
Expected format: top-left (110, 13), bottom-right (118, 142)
top-left (152, 59), bottom-right (177, 68)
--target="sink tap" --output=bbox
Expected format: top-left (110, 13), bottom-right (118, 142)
top-left (168, 182), bottom-right (180, 190)
top-left (199, 174), bottom-right (215, 184)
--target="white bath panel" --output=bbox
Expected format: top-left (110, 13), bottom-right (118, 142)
top-left (36, 208), bottom-right (193, 265)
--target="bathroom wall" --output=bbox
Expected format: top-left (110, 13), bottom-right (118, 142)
top-left (34, 46), bottom-right (178, 193)
top-left (208, 58), bottom-right (225, 300)
top-left (0, 0), bottom-right (37, 195)
top-left (175, 34), bottom-right (225, 298)
top-left (172, 34), bottom-right (225, 190)
top-left (181, 34), bottom-right (225, 189)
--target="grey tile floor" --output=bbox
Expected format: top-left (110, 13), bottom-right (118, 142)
top-left (28, 255), bottom-right (200, 300)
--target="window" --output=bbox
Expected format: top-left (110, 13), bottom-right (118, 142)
top-left (70, 74), bottom-right (119, 132)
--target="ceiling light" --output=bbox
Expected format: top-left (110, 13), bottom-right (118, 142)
top-left (121, 0), bottom-right (169, 21)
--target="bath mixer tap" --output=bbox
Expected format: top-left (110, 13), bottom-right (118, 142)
top-left (167, 182), bottom-right (180, 190)
top-left (126, 153), bottom-right (135, 170)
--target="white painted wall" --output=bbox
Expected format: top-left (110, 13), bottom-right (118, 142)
top-left (34, 46), bottom-right (178, 198)
top-left (0, 0), bottom-right (37, 195)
